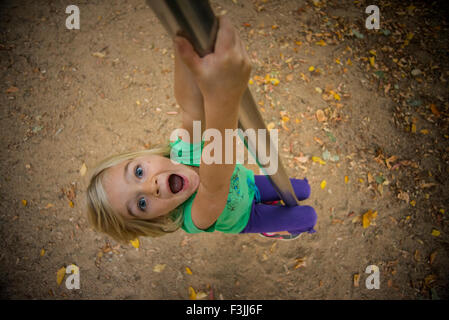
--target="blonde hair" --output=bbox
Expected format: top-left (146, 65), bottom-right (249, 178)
top-left (86, 143), bottom-right (184, 243)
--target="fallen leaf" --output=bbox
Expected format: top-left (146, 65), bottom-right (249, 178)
top-left (320, 180), bottom-right (326, 189)
top-left (431, 229), bottom-right (440, 237)
top-left (369, 56), bottom-right (375, 67)
top-left (344, 176), bottom-right (349, 184)
top-left (21, 199), bottom-right (27, 206)
top-left (79, 163), bottom-right (87, 177)
top-left (153, 264), bottom-right (166, 273)
top-left (92, 52), bottom-right (106, 58)
top-left (315, 109), bottom-right (327, 122)
top-left (414, 250), bottom-right (420, 262)
top-left (354, 274), bottom-right (360, 287)
top-left (130, 238), bottom-right (140, 248)
top-left (430, 104), bottom-right (440, 117)
top-left (56, 267), bottom-right (66, 286)
top-left (185, 267), bottom-right (193, 275)
top-left (40, 249), bottom-right (45, 257)
top-left (362, 210), bottom-right (378, 228)
top-left (189, 287), bottom-right (197, 300)
top-left (312, 156), bottom-right (326, 165)
top-left (410, 200), bottom-right (416, 207)
top-left (429, 251), bottom-right (437, 265)
top-left (68, 201), bottom-right (74, 208)
top-left (294, 257), bottom-right (306, 269)
top-left (266, 122), bottom-right (275, 131)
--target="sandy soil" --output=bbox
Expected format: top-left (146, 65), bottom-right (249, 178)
top-left (0, 0), bottom-right (448, 299)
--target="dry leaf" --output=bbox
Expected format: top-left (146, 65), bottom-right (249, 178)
top-left (354, 274), bottom-right (360, 287)
top-left (294, 257), bottom-right (306, 269)
top-left (315, 109), bottom-right (327, 122)
top-left (153, 264), bottom-right (166, 273)
top-left (21, 199), bottom-right (27, 206)
top-left (430, 104), bottom-right (440, 117)
top-left (431, 229), bottom-right (440, 237)
top-left (40, 249), bottom-right (45, 257)
top-left (56, 266), bottom-right (66, 286)
top-left (189, 287), bottom-right (197, 300)
top-left (344, 176), bottom-right (349, 184)
top-left (362, 210), bottom-right (378, 228)
top-left (312, 156), bottom-right (326, 165)
top-left (185, 267), bottom-right (193, 275)
top-left (130, 238), bottom-right (140, 248)
top-left (79, 163), bottom-right (87, 177)
top-left (92, 52), bottom-right (106, 58)
top-left (429, 251), bottom-right (437, 265)
top-left (320, 180), bottom-right (326, 189)
top-left (414, 250), bottom-right (420, 261)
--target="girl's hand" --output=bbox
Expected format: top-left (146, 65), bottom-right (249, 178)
top-left (174, 15), bottom-right (251, 108)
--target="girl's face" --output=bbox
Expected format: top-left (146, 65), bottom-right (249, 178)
top-left (102, 155), bottom-right (200, 220)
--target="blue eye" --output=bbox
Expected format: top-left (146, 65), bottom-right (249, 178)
top-left (138, 197), bottom-right (147, 211)
top-left (135, 165), bottom-right (144, 178)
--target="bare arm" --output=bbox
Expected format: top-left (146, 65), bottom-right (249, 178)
top-left (174, 41), bottom-right (205, 139)
top-left (174, 16), bottom-right (251, 229)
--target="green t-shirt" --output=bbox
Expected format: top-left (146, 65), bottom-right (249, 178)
top-left (169, 137), bottom-right (258, 234)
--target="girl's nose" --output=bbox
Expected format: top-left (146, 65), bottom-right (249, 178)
top-left (147, 176), bottom-right (160, 197)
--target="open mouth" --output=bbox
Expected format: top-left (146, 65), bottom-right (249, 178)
top-left (168, 174), bottom-right (184, 194)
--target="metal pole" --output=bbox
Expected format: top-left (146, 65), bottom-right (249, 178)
top-left (146, 0), bottom-right (299, 206)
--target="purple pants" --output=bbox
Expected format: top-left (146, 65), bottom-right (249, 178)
top-left (240, 175), bottom-right (317, 234)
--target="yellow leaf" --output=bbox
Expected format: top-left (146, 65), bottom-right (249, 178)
top-left (308, 66), bottom-right (315, 72)
top-left (40, 249), bottom-right (45, 256)
top-left (315, 39), bottom-right (326, 46)
top-left (320, 180), bottom-right (326, 189)
top-left (266, 122), bottom-right (275, 131)
top-left (68, 201), bottom-right (74, 208)
top-left (431, 229), bottom-right (440, 237)
top-left (270, 78), bottom-right (280, 86)
top-left (282, 116), bottom-right (290, 123)
top-left (335, 58), bottom-right (341, 65)
top-left (430, 104), bottom-right (440, 117)
top-left (312, 156), bottom-right (326, 165)
top-left (369, 56), bottom-right (375, 67)
top-left (56, 267), bottom-right (66, 286)
top-left (354, 274), bottom-right (360, 287)
top-left (406, 32), bottom-right (414, 41)
top-left (248, 79), bottom-right (254, 85)
top-left (22, 199), bottom-right (27, 206)
top-left (189, 287), bottom-right (197, 300)
top-left (185, 267), bottom-right (193, 275)
top-left (345, 176), bottom-right (349, 184)
top-left (295, 41), bottom-right (302, 46)
top-left (346, 58), bottom-right (352, 66)
top-left (130, 238), bottom-right (140, 248)
top-left (411, 123), bottom-right (416, 133)
top-left (369, 49), bottom-right (377, 56)
top-left (79, 163), bottom-right (87, 176)
top-left (362, 210), bottom-right (378, 228)
top-left (420, 129), bottom-right (429, 135)
top-left (333, 92), bottom-right (341, 101)
top-left (439, 209), bottom-right (445, 214)
top-left (153, 264), bottom-right (166, 273)
top-left (410, 200), bottom-right (416, 207)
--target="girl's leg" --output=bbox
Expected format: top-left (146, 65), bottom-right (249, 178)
top-left (254, 175), bottom-right (311, 203)
top-left (240, 201), bottom-right (317, 234)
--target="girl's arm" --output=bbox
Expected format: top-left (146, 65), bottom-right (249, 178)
top-left (174, 42), bottom-right (205, 140)
top-left (174, 16), bottom-right (251, 229)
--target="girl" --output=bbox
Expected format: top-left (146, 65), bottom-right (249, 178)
top-left (86, 16), bottom-right (317, 243)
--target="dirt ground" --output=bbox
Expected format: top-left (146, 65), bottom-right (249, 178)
top-left (1, 0), bottom-right (448, 300)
